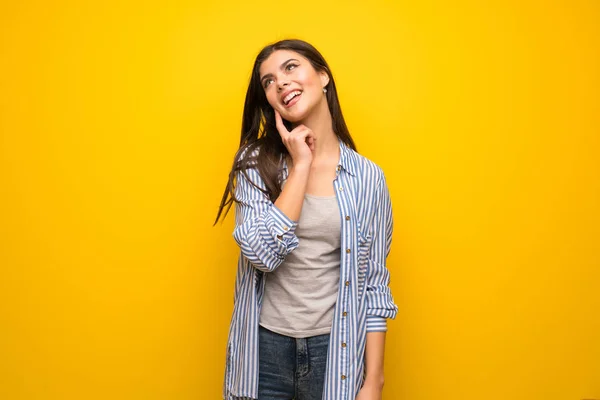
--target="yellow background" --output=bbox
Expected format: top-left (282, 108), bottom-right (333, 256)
top-left (1, 1), bottom-right (599, 399)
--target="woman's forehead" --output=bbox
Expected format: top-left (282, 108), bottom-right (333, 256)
top-left (260, 50), bottom-right (305, 73)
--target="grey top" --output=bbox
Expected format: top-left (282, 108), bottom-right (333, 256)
top-left (259, 194), bottom-right (341, 338)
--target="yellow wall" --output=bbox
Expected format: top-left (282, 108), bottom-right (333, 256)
top-left (1, 1), bottom-right (598, 399)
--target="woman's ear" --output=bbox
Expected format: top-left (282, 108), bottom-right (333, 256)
top-left (319, 70), bottom-right (330, 89)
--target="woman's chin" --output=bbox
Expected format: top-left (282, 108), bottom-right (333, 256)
top-left (281, 107), bottom-right (310, 123)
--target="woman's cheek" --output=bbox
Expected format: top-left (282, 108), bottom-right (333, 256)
top-left (267, 95), bottom-right (278, 110)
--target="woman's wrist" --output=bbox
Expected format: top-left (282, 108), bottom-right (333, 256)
top-left (290, 161), bottom-right (311, 174)
top-left (363, 374), bottom-right (385, 389)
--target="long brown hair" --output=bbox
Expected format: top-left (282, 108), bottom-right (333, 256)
top-left (213, 39), bottom-right (357, 225)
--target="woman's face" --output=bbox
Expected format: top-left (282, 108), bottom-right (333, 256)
top-left (259, 50), bottom-right (329, 123)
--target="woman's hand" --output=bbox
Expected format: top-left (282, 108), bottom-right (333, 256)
top-left (356, 382), bottom-right (383, 400)
top-left (275, 109), bottom-right (315, 169)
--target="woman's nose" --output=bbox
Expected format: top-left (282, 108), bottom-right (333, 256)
top-left (277, 80), bottom-right (289, 91)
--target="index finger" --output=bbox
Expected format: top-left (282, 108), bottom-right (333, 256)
top-left (274, 109), bottom-right (289, 137)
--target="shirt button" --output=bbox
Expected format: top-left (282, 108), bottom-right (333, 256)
top-left (345, 215), bottom-right (350, 221)
top-left (342, 311), bottom-right (348, 316)
top-left (342, 342), bottom-right (347, 348)
top-left (339, 186), bottom-right (344, 191)
top-left (341, 375), bottom-right (346, 380)
top-left (346, 248), bottom-right (351, 253)
top-left (283, 226), bottom-right (289, 231)
top-left (345, 281), bottom-right (350, 286)
top-left (337, 165), bottom-right (341, 171)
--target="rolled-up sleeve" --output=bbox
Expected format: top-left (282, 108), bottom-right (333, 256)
top-left (232, 167), bottom-right (299, 272)
top-left (365, 172), bottom-right (399, 332)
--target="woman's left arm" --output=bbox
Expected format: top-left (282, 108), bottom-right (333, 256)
top-left (365, 171), bottom-right (398, 331)
top-left (359, 171), bottom-right (399, 398)
top-left (359, 331), bottom-right (386, 397)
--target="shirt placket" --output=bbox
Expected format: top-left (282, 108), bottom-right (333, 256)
top-left (334, 163), bottom-right (351, 395)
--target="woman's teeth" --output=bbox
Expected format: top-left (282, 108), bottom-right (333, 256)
top-left (284, 90), bottom-right (302, 105)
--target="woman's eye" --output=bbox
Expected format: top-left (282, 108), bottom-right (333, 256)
top-left (263, 64), bottom-right (297, 88)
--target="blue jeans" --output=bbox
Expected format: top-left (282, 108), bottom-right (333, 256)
top-left (258, 325), bottom-right (330, 400)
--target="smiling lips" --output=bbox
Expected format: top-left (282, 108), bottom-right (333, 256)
top-left (282, 90), bottom-right (302, 107)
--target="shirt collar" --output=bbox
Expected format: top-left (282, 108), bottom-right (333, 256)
top-left (337, 138), bottom-right (357, 176)
top-left (281, 137), bottom-right (357, 176)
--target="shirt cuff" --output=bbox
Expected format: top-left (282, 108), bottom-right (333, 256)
top-left (366, 315), bottom-right (388, 332)
top-left (268, 203), bottom-right (298, 243)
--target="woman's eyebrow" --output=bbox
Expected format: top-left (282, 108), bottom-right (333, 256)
top-left (260, 58), bottom-right (300, 84)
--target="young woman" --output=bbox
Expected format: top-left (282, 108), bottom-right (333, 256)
top-left (215, 39), bottom-right (398, 400)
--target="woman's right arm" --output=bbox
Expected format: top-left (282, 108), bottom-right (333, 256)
top-left (233, 109), bottom-right (314, 272)
top-left (232, 162), bottom-right (310, 273)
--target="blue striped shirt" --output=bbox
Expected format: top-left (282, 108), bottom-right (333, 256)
top-left (223, 139), bottom-right (398, 400)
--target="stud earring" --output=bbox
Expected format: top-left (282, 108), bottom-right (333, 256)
top-left (323, 87), bottom-right (327, 93)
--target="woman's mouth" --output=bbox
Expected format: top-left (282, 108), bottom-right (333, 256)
top-left (283, 90), bottom-right (302, 108)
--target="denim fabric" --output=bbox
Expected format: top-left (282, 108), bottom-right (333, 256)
top-left (258, 325), bottom-right (330, 400)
